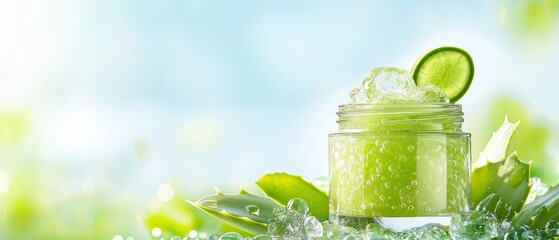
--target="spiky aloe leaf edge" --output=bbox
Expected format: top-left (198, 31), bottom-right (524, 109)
top-left (189, 187), bottom-right (282, 235)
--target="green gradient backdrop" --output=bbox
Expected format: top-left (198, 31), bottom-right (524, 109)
top-left (1, 0), bottom-right (559, 239)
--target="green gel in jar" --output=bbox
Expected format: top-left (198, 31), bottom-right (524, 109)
top-left (328, 67), bottom-right (471, 230)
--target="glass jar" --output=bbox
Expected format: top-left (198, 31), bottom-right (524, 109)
top-left (328, 104), bottom-right (471, 230)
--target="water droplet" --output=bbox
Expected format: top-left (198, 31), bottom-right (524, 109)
top-left (407, 145), bottom-right (415, 152)
top-left (245, 205), bottom-right (260, 216)
top-left (219, 232), bottom-right (244, 240)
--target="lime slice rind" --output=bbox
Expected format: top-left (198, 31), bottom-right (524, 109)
top-left (412, 46), bottom-right (474, 103)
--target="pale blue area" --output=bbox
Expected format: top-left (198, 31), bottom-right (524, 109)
top-left (3, 0), bottom-right (559, 213)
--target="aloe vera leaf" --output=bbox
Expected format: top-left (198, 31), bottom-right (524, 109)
top-left (472, 152), bottom-right (531, 212)
top-left (475, 193), bottom-right (515, 222)
top-left (189, 187), bottom-right (282, 235)
top-left (255, 172), bottom-right (329, 221)
top-left (145, 195), bottom-right (250, 238)
top-left (514, 184), bottom-right (559, 228)
top-left (474, 115), bottom-right (520, 168)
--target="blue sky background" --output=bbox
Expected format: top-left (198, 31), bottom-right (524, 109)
top-left (1, 0), bottom-right (559, 238)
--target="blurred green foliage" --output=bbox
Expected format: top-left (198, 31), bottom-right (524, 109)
top-left (501, 0), bottom-right (559, 36)
top-left (0, 109), bottom-right (146, 239)
top-left (0, 110), bottom-right (27, 145)
top-left (0, 162), bottom-right (147, 239)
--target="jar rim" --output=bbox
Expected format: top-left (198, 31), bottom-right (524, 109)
top-left (338, 103), bottom-right (463, 115)
top-left (336, 103), bottom-right (465, 133)
top-left (339, 103), bottom-right (462, 109)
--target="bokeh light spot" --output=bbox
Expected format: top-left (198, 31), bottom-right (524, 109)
top-left (0, 173), bottom-right (10, 195)
top-left (112, 235), bottom-right (124, 240)
top-left (151, 227), bottom-right (162, 237)
top-left (188, 230), bottom-right (198, 238)
top-left (156, 184), bottom-right (174, 202)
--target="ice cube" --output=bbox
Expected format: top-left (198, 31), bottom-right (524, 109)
top-left (504, 225), bottom-right (541, 239)
top-left (370, 67), bottom-right (412, 94)
top-left (349, 67), bottom-right (447, 104)
top-left (268, 203), bottom-right (312, 239)
top-left (323, 223), bottom-right (357, 239)
top-left (418, 84), bottom-right (449, 103)
top-left (267, 208), bottom-right (290, 237)
top-left (340, 233), bottom-right (361, 240)
top-left (450, 211), bottom-right (499, 239)
top-left (251, 234), bottom-right (272, 240)
top-left (349, 88), bottom-right (368, 104)
top-left (361, 233), bottom-right (397, 240)
top-left (287, 198), bottom-right (310, 216)
top-left (218, 232), bottom-right (244, 240)
top-left (542, 220), bottom-right (559, 238)
top-left (398, 224), bottom-right (449, 240)
top-left (304, 216), bottom-right (324, 238)
top-left (525, 177), bottom-right (549, 204)
top-left (364, 223), bottom-right (397, 236)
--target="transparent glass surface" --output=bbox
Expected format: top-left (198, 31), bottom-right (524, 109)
top-left (329, 104), bottom-right (471, 230)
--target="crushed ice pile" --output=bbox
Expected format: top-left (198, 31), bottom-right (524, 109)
top-left (349, 67), bottom-right (449, 104)
top-left (525, 177), bottom-right (549, 205)
top-left (165, 196), bottom-right (559, 240)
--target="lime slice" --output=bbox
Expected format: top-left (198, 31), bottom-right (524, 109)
top-left (411, 46), bottom-right (474, 103)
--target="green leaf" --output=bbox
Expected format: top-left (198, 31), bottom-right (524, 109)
top-left (189, 187), bottom-right (282, 235)
top-left (472, 116), bottom-right (530, 213)
top-left (474, 115), bottom-right (519, 168)
top-left (472, 152), bottom-right (531, 212)
top-left (480, 97), bottom-right (555, 184)
top-left (255, 172), bottom-right (329, 221)
top-left (145, 190), bottom-right (250, 238)
top-left (514, 184), bottom-right (559, 229)
top-left (475, 193), bottom-right (515, 222)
